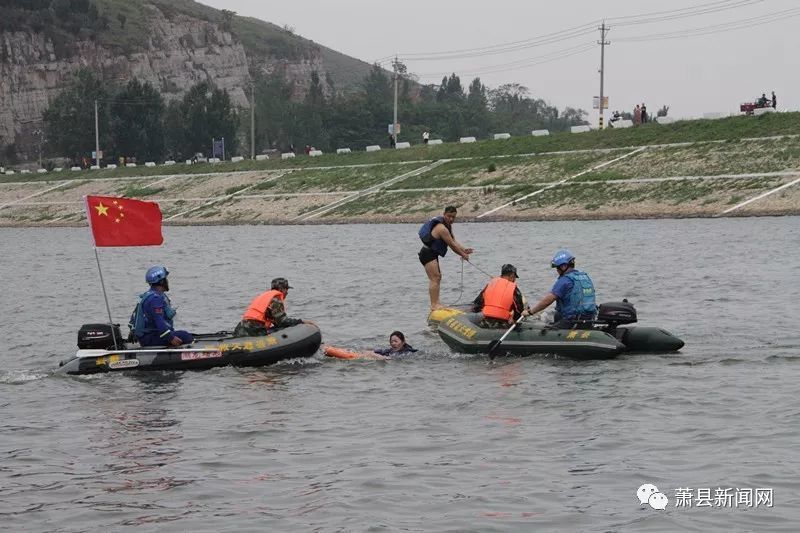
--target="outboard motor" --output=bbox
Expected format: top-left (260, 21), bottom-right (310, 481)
top-left (596, 300), bottom-right (637, 330)
top-left (77, 323), bottom-right (124, 350)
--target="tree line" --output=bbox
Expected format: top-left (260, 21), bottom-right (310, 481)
top-left (37, 66), bottom-right (588, 164)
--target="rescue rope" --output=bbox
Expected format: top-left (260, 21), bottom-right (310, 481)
top-left (447, 259), bottom-right (465, 306)
top-left (466, 259), bottom-right (493, 279)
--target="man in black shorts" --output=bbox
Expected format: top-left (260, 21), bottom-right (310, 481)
top-left (417, 206), bottom-right (473, 310)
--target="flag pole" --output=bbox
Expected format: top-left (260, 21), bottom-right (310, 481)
top-left (93, 247), bottom-right (116, 327)
top-left (84, 196), bottom-right (120, 348)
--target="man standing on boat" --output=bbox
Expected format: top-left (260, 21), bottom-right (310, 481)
top-left (472, 264), bottom-right (525, 328)
top-left (524, 250), bottom-right (597, 329)
top-left (418, 206), bottom-right (474, 310)
top-left (234, 277), bottom-right (305, 336)
top-left (130, 266), bottom-right (194, 347)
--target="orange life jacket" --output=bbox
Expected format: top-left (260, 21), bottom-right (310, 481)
top-left (242, 289), bottom-right (285, 328)
top-left (482, 277), bottom-right (517, 321)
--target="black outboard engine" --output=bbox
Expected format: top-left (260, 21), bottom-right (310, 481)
top-left (77, 323), bottom-right (124, 350)
top-left (596, 300), bottom-right (637, 330)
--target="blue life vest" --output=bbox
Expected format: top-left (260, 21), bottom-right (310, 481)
top-left (129, 289), bottom-right (176, 338)
top-left (418, 216), bottom-right (450, 257)
top-left (558, 270), bottom-right (597, 318)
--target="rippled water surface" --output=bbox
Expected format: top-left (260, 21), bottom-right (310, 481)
top-left (1, 218), bottom-right (799, 532)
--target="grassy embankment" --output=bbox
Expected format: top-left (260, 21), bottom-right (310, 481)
top-left (1, 113), bottom-right (799, 225)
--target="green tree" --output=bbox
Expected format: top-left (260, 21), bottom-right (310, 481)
top-left (362, 64), bottom-right (392, 129)
top-left (465, 77), bottom-right (490, 138)
top-left (42, 69), bottom-right (111, 162)
top-left (296, 71), bottom-right (329, 150)
top-left (163, 101), bottom-right (184, 160)
top-left (325, 93), bottom-right (374, 149)
top-left (251, 73), bottom-right (294, 152)
top-left (110, 79), bottom-right (165, 161)
top-left (168, 81), bottom-right (239, 159)
top-left (220, 9), bottom-right (236, 31)
top-left (488, 83), bottom-right (586, 134)
top-left (437, 73), bottom-right (464, 104)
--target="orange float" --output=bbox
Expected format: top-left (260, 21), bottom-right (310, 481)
top-left (323, 345), bottom-right (388, 361)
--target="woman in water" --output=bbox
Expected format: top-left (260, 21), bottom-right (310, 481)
top-left (372, 331), bottom-right (417, 357)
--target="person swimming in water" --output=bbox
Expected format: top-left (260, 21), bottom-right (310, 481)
top-left (372, 331), bottom-right (417, 357)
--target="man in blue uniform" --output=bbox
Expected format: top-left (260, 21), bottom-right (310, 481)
top-left (129, 266), bottom-right (194, 347)
top-left (523, 249), bottom-right (597, 329)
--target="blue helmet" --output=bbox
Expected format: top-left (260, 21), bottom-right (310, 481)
top-left (145, 265), bottom-right (169, 284)
top-left (551, 249), bottom-right (575, 268)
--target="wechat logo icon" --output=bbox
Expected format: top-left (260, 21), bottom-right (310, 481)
top-left (637, 483), bottom-right (668, 510)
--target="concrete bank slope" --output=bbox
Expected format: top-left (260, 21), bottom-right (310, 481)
top-left (1, 118), bottom-right (799, 226)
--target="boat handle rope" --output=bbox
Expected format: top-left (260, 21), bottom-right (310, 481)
top-left (447, 259), bottom-right (465, 306)
top-left (466, 258), bottom-right (493, 278)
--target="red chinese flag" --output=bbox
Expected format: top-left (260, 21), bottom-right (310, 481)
top-left (85, 195), bottom-right (163, 247)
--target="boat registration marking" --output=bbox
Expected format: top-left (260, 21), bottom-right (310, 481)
top-left (181, 351), bottom-right (223, 361)
top-left (566, 331), bottom-right (593, 340)
top-left (217, 337), bottom-right (276, 352)
top-left (108, 359), bottom-right (140, 369)
top-left (444, 318), bottom-right (477, 339)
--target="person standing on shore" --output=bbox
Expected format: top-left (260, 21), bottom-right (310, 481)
top-left (418, 206), bottom-right (473, 310)
top-left (772, 91), bottom-right (777, 109)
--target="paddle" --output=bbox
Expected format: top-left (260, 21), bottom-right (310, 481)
top-left (488, 314), bottom-right (526, 360)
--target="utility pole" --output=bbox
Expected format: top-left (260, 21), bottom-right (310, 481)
top-left (250, 82), bottom-right (255, 159)
top-left (598, 21), bottom-right (611, 130)
top-left (33, 129), bottom-right (44, 168)
top-left (94, 99), bottom-right (100, 167)
top-left (392, 55), bottom-right (399, 147)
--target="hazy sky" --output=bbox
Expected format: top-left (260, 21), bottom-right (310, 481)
top-left (199, 0), bottom-right (798, 121)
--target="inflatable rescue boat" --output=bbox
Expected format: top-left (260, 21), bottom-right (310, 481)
top-left (58, 322), bottom-right (322, 375)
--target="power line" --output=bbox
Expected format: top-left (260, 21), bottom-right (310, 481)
top-left (394, 0), bottom-right (763, 62)
top-left (608, 0), bottom-right (764, 26)
top-left (406, 2), bottom-right (791, 86)
top-left (414, 43), bottom-right (596, 80)
top-left (617, 6), bottom-right (800, 42)
top-left (400, 23), bottom-right (598, 61)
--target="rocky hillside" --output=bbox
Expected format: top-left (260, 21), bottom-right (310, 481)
top-left (0, 0), bottom-right (373, 162)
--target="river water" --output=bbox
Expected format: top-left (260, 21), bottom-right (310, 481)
top-left (1, 218), bottom-right (798, 532)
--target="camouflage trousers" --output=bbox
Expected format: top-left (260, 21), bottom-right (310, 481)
top-left (233, 319), bottom-right (270, 337)
top-left (479, 317), bottom-right (513, 329)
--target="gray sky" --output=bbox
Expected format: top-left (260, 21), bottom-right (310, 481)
top-left (199, 0), bottom-right (798, 121)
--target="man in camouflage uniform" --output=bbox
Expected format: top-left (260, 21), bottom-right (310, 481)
top-left (234, 277), bottom-right (304, 336)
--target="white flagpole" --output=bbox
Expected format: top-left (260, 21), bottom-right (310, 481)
top-left (84, 196), bottom-right (120, 348)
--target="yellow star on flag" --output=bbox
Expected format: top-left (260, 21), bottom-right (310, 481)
top-left (94, 202), bottom-right (109, 216)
